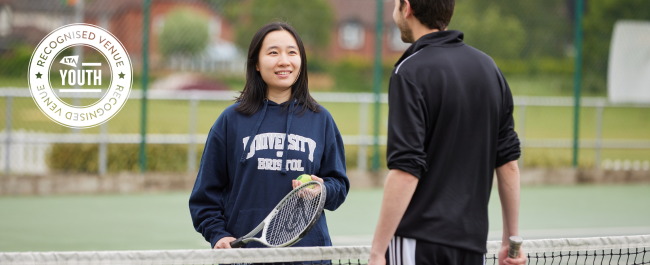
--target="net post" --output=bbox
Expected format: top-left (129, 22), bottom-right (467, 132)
top-left (4, 95), bottom-right (11, 177)
top-left (594, 101), bottom-right (604, 169)
top-left (99, 121), bottom-right (108, 176)
top-left (358, 99), bottom-right (369, 172)
top-left (188, 97), bottom-right (199, 173)
top-left (517, 102), bottom-right (526, 170)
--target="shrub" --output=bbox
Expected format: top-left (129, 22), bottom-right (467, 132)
top-left (331, 58), bottom-right (373, 92)
top-left (48, 144), bottom-right (201, 173)
top-left (0, 44), bottom-right (33, 78)
top-left (158, 9), bottom-right (210, 57)
top-left (494, 57), bottom-right (574, 76)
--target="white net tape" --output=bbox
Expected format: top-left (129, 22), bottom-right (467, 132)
top-left (0, 246), bottom-right (370, 265)
top-left (0, 235), bottom-right (648, 265)
top-left (486, 235), bottom-right (650, 255)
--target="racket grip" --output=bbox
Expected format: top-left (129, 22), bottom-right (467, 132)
top-left (508, 236), bottom-right (523, 259)
top-left (230, 237), bottom-right (247, 248)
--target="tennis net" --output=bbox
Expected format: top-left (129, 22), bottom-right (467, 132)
top-left (1, 235), bottom-right (648, 265)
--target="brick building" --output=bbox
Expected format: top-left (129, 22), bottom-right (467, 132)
top-left (329, 0), bottom-right (410, 61)
top-left (0, 0), bottom-right (235, 66)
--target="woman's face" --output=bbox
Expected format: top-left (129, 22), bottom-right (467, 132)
top-left (256, 30), bottom-right (301, 94)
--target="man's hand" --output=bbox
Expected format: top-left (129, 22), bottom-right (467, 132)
top-left (369, 253), bottom-right (387, 265)
top-left (497, 161), bottom-right (523, 265)
top-left (498, 245), bottom-right (527, 265)
top-left (369, 169), bottom-right (419, 265)
top-left (214, 236), bottom-right (236, 249)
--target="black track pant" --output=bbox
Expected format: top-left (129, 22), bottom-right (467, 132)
top-left (385, 236), bottom-right (485, 265)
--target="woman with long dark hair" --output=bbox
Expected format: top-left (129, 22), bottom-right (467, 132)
top-left (189, 22), bottom-right (349, 249)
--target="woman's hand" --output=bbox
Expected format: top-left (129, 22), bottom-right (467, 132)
top-left (292, 175), bottom-right (324, 189)
top-left (214, 236), bottom-right (236, 249)
top-left (292, 175), bottom-right (325, 199)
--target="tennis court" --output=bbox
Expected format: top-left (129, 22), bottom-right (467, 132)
top-left (1, 184), bottom-right (648, 252)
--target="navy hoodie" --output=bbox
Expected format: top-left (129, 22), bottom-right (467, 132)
top-left (189, 99), bottom-right (350, 248)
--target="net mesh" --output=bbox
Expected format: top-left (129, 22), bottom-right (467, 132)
top-left (486, 235), bottom-right (650, 265)
top-left (0, 235), bottom-right (648, 265)
top-left (265, 182), bottom-right (325, 246)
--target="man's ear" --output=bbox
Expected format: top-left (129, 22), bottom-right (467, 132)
top-left (403, 0), bottom-right (413, 19)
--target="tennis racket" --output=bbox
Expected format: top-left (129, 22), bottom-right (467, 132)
top-left (230, 181), bottom-right (327, 248)
top-left (508, 236), bottom-right (523, 258)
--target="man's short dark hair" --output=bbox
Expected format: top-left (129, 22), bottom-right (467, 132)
top-left (400, 0), bottom-right (455, 30)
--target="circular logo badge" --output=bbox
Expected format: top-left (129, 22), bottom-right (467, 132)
top-left (28, 23), bottom-right (132, 129)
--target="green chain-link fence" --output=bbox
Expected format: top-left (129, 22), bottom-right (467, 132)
top-left (0, 0), bottom-right (649, 176)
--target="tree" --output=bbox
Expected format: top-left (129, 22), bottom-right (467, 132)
top-left (216, 0), bottom-right (334, 52)
top-left (450, 3), bottom-right (527, 59)
top-left (158, 9), bottom-right (210, 57)
top-left (452, 0), bottom-right (572, 59)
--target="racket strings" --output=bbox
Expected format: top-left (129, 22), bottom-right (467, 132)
top-left (266, 184), bottom-right (323, 246)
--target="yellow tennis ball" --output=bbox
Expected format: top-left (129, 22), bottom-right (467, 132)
top-left (296, 174), bottom-right (314, 188)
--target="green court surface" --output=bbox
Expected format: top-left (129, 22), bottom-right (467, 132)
top-left (0, 184), bottom-right (649, 252)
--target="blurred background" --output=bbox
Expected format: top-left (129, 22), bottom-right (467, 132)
top-left (0, 0), bottom-right (648, 252)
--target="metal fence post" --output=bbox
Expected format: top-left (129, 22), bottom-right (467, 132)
top-left (72, 0), bottom-right (84, 135)
top-left (518, 102), bottom-right (526, 170)
top-left (139, 0), bottom-right (151, 173)
top-left (99, 122), bottom-right (108, 176)
top-left (572, 0), bottom-right (585, 168)
top-left (188, 98), bottom-right (199, 173)
top-left (594, 102), bottom-right (604, 169)
top-left (371, 0), bottom-right (383, 172)
top-left (4, 96), bottom-right (12, 176)
top-left (357, 100), bottom-right (369, 172)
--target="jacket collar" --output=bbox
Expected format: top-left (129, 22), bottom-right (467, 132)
top-left (395, 30), bottom-right (465, 67)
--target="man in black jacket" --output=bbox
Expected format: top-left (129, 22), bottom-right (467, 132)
top-left (369, 0), bottom-right (527, 265)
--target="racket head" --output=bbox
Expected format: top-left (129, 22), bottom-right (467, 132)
top-left (257, 181), bottom-right (327, 247)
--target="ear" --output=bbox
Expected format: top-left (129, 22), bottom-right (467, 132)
top-left (403, 0), bottom-right (413, 19)
top-left (256, 63), bottom-right (259, 71)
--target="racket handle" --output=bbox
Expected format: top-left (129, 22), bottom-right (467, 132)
top-left (508, 236), bottom-right (523, 259)
top-left (230, 237), bottom-right (247, 248)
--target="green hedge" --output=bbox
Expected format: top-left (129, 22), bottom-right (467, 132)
top-left (494, 57), bottom-right (574, 76)
top-left (48, 144), bottom-right (203, 173)
top-left (48, 143), bottom-right (390, 173)
top-left (0, 44), bottom-right (33, 78)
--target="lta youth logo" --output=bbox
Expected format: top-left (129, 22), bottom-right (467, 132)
top-left (28, 23), bottom-right (133, 128)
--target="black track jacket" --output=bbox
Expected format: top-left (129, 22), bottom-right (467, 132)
top-left (387, 30), bottom-right (521, 254)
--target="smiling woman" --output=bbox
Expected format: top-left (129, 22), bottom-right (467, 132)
top-left (235, 22), bottom-right (319, 116)
top-left (189, 22), bottom-right (350, 250)
top-left (255, 30), bottom-right (301, 102)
